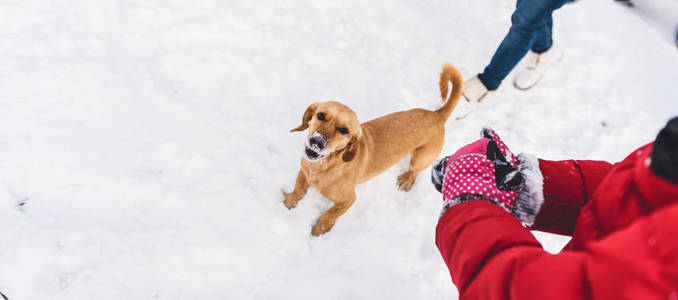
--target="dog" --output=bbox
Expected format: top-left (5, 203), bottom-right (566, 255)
top-left (283, 63), bottom-right (463, 236)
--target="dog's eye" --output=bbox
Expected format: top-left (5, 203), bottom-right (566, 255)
top-left (337, 127), bottom-right (349, 135)
top-left (317, 113), bottom-right (326, 121)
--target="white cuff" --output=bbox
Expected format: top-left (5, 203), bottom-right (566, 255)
top-left (512, 153), bottom-right (545, 226)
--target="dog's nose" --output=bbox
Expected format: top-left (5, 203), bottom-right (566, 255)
top-left (309, 135), bottom-right (327, 149)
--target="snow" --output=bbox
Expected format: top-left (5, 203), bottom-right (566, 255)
top-left (0, 0), bottom-right (676, 299)
top-left (620, 0), bottom-right (678, 45)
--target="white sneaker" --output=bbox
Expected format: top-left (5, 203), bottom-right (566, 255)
top-left (462, 75), bottom-right (490, 102)
top-left (456, 76), bottom-right (492, 119)
top-left (451, 98), bottom-right (477, 120)
top-left (513, 44), bottom-right (563, 90)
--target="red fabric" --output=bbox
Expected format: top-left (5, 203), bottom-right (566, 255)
top-left (530, 159), bottom-right (612, 236)
top-left (436, 143), bottom-right (678, 299)
top-left (448, 138), bottom-right (491, 161)
top-left (446, 128), bottom-right (517, 166)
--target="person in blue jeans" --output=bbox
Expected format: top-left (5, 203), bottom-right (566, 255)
top-left (463, 0), bottom-right (571, 104)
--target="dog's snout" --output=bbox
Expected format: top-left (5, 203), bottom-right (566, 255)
top-left (309, 135), bottom-right (327, 149)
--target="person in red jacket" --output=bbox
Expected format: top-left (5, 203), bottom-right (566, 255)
top-left (430, 118), bottom-right (678, 299)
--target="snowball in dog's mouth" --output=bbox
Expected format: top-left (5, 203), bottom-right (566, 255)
top-left (305, 146), bottom-right (322, 161)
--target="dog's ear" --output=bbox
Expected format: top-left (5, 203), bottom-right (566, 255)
top-left (342, 129), bottom-right (362, 162)
top-left (291, 102), bottom-right (319, 132)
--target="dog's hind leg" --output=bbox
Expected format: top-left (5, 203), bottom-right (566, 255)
top-left (397, 138), bottom-right (444, 191)
top-left (284, 170), bottom-right (309, 209)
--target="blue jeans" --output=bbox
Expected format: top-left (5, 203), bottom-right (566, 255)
top-left (479, 0), bottom-right (569, 90)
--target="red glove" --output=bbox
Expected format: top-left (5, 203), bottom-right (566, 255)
top-left (431, 128), bottom-right (544, 225)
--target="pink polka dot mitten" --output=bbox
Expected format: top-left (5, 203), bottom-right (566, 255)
top-left (431, 128), bottom-right (544, 225)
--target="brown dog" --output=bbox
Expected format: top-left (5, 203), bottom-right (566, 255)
top-left (284, 63), bottom-right (463, 236)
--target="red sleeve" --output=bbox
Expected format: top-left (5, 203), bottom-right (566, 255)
top-left (529, 159), bottom-right (613, 236)
top-left (515, 205), bottom-right (678, 299)
top-left (436, 200), bottom-right (549, 299)
top-left (436, 200), bottom-right (678, 299)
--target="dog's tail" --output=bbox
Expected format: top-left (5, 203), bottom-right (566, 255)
top-left (436, 62), bottom-right (464, 121)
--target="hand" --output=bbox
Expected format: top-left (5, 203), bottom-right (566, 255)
top-left (431, 128), bottom-right (543, 225)
top-left (432, 128), bottom-right (520, 192)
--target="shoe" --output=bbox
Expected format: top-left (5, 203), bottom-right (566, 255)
top-left (455, 76), bottom-right (491, 119)
top-left (513, 44), bottom-right (563, 90)
top-left (463, 75), bottom-right (490, 102)
top-left (451, 97), bottom-right (479, 120)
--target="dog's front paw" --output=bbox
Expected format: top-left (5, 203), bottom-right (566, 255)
top-left (311, 219), bottom-right (334, 236)
top-left (397, 171), bottom-right (417, 191)
top-left (283, 192), bottom-right (299, 209)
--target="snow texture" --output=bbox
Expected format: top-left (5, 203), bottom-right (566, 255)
top-left (0, 0), bottom-right (677, 299)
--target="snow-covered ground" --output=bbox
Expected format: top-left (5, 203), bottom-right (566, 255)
top-left (0, 0), bottom-right (677, 299)
top-left (620, 0), bottom-right (678, 45)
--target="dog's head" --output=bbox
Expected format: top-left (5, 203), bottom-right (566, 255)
top-left (291, 101), bottom-right (362, 162)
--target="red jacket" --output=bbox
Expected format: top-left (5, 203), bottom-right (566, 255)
top-left (436, 143), bottom-right (678, 299)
